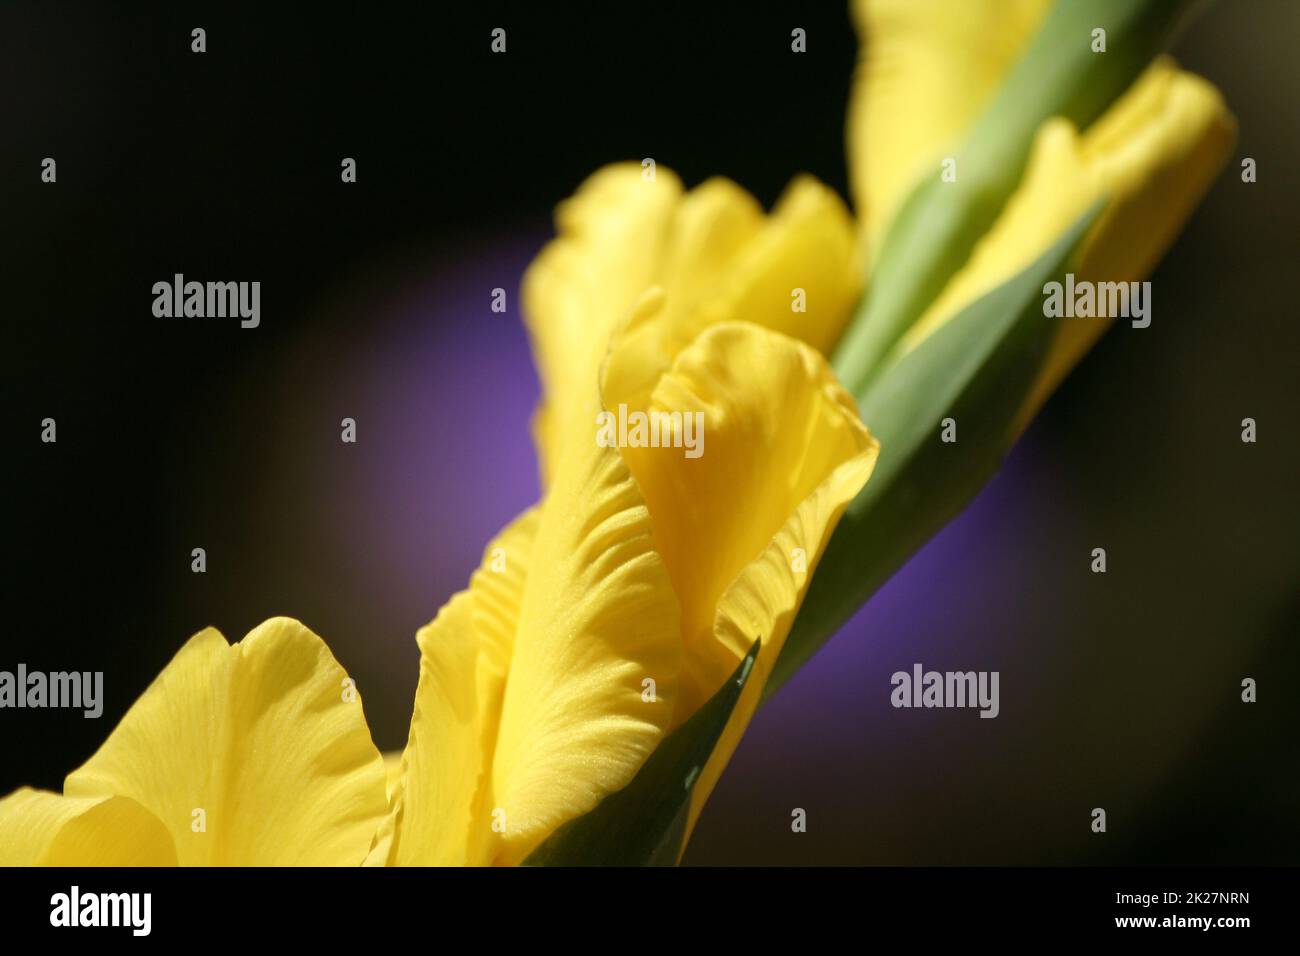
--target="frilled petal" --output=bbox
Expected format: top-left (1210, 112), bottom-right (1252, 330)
top-left (847, 0), bottom-right (1050, 258)
top-left (894, 60), bottom-right (1235, 424)
top-left (393, 310), bottom-right (874, 866)
top-left (523, 164), bottom-right (859, 484)
top-left (604, 318), bottom-right (879, 841)
top-left (673, 175), bottom-right (861, 356)
top-left (63, 618), bottom-right (388, 866)
top-left (0, 788), bottom-right (177, 866)
top-left (523, 164), bottom-right (685, 482)
top-left (659, 177), bottom-right (766, 308)
top-left (390, 443), bottom-right (683, 865)
top-left (490, 437), bottom-right (686, 865)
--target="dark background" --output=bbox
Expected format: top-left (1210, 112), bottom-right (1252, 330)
top-left (4, 1), bottom-right (1297, 864)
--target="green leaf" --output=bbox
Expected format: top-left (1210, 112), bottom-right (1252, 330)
top-left (766, 204), bottom-right (1101, 699)
top-left (523, 639), bottom-right (760, 866)
top-left (833, 0), bottom-right (1199, 387)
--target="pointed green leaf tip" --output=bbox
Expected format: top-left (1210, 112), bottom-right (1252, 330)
top-left (524, 638), bottom-right (760, 866)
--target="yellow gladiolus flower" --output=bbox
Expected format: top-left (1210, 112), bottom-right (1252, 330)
top-left (364, 165), bottom-right (876, 867)
top-left (0, 618), bottom-right (388, 866)
top-left (375, 302), bottom-right (879, 864)
top-left (383, 0), bottom-right (1236, 863)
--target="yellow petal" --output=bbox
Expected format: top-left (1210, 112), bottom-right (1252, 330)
top-left (396, 312), bottom-right (873, 864)
top-left (385, 593), bottom-right (497, 866)
top-left (847, 0), bottom-right (1051, 259)
top-left (489, 438), bottom-right (685, 864)
top-left (524, 164), bottom-right (859, 485)
top-left (381, 508), bottom-right (540, 865)
top-left (0, 788), bottom-right (177, 866)
top-left (894, 61), bottom-right (1235, 428)
top-left (64, 618), bottom-right (387, 865)
top-left (604, 318), bottom-right (879, 840)
top-left (1022, 65), bottom-right (1236, 421)
top-left (362, 751), bottom-right (408, 866)
top-left (659, 177), bottom-right (766, 308)
top-left (392, 439), bottom-right (684, 864)
top-left (686, 176), bottom-right (860, 356)
top-left (523, 163), bottom-right (685, 483)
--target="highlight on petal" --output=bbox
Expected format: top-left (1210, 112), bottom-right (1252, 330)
top-left (0, 788), bottom-right (177, 866)
top-left (893, 59), bottom-right (1235, 424)
top-left (523, 163), bottom-right (859, 484)
top-left (604, 318), bottom-right (879, 840)
top-left (847, 0), bottom-right (1051, 259)
top-left (63, 618), bottom-right (388, 866)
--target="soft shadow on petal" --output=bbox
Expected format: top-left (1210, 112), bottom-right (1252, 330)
top-left (0, 788), bottom-right (177, 866)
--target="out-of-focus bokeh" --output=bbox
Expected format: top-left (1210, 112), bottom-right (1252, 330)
top-left (5, 1), bottom-right (1297, 864)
